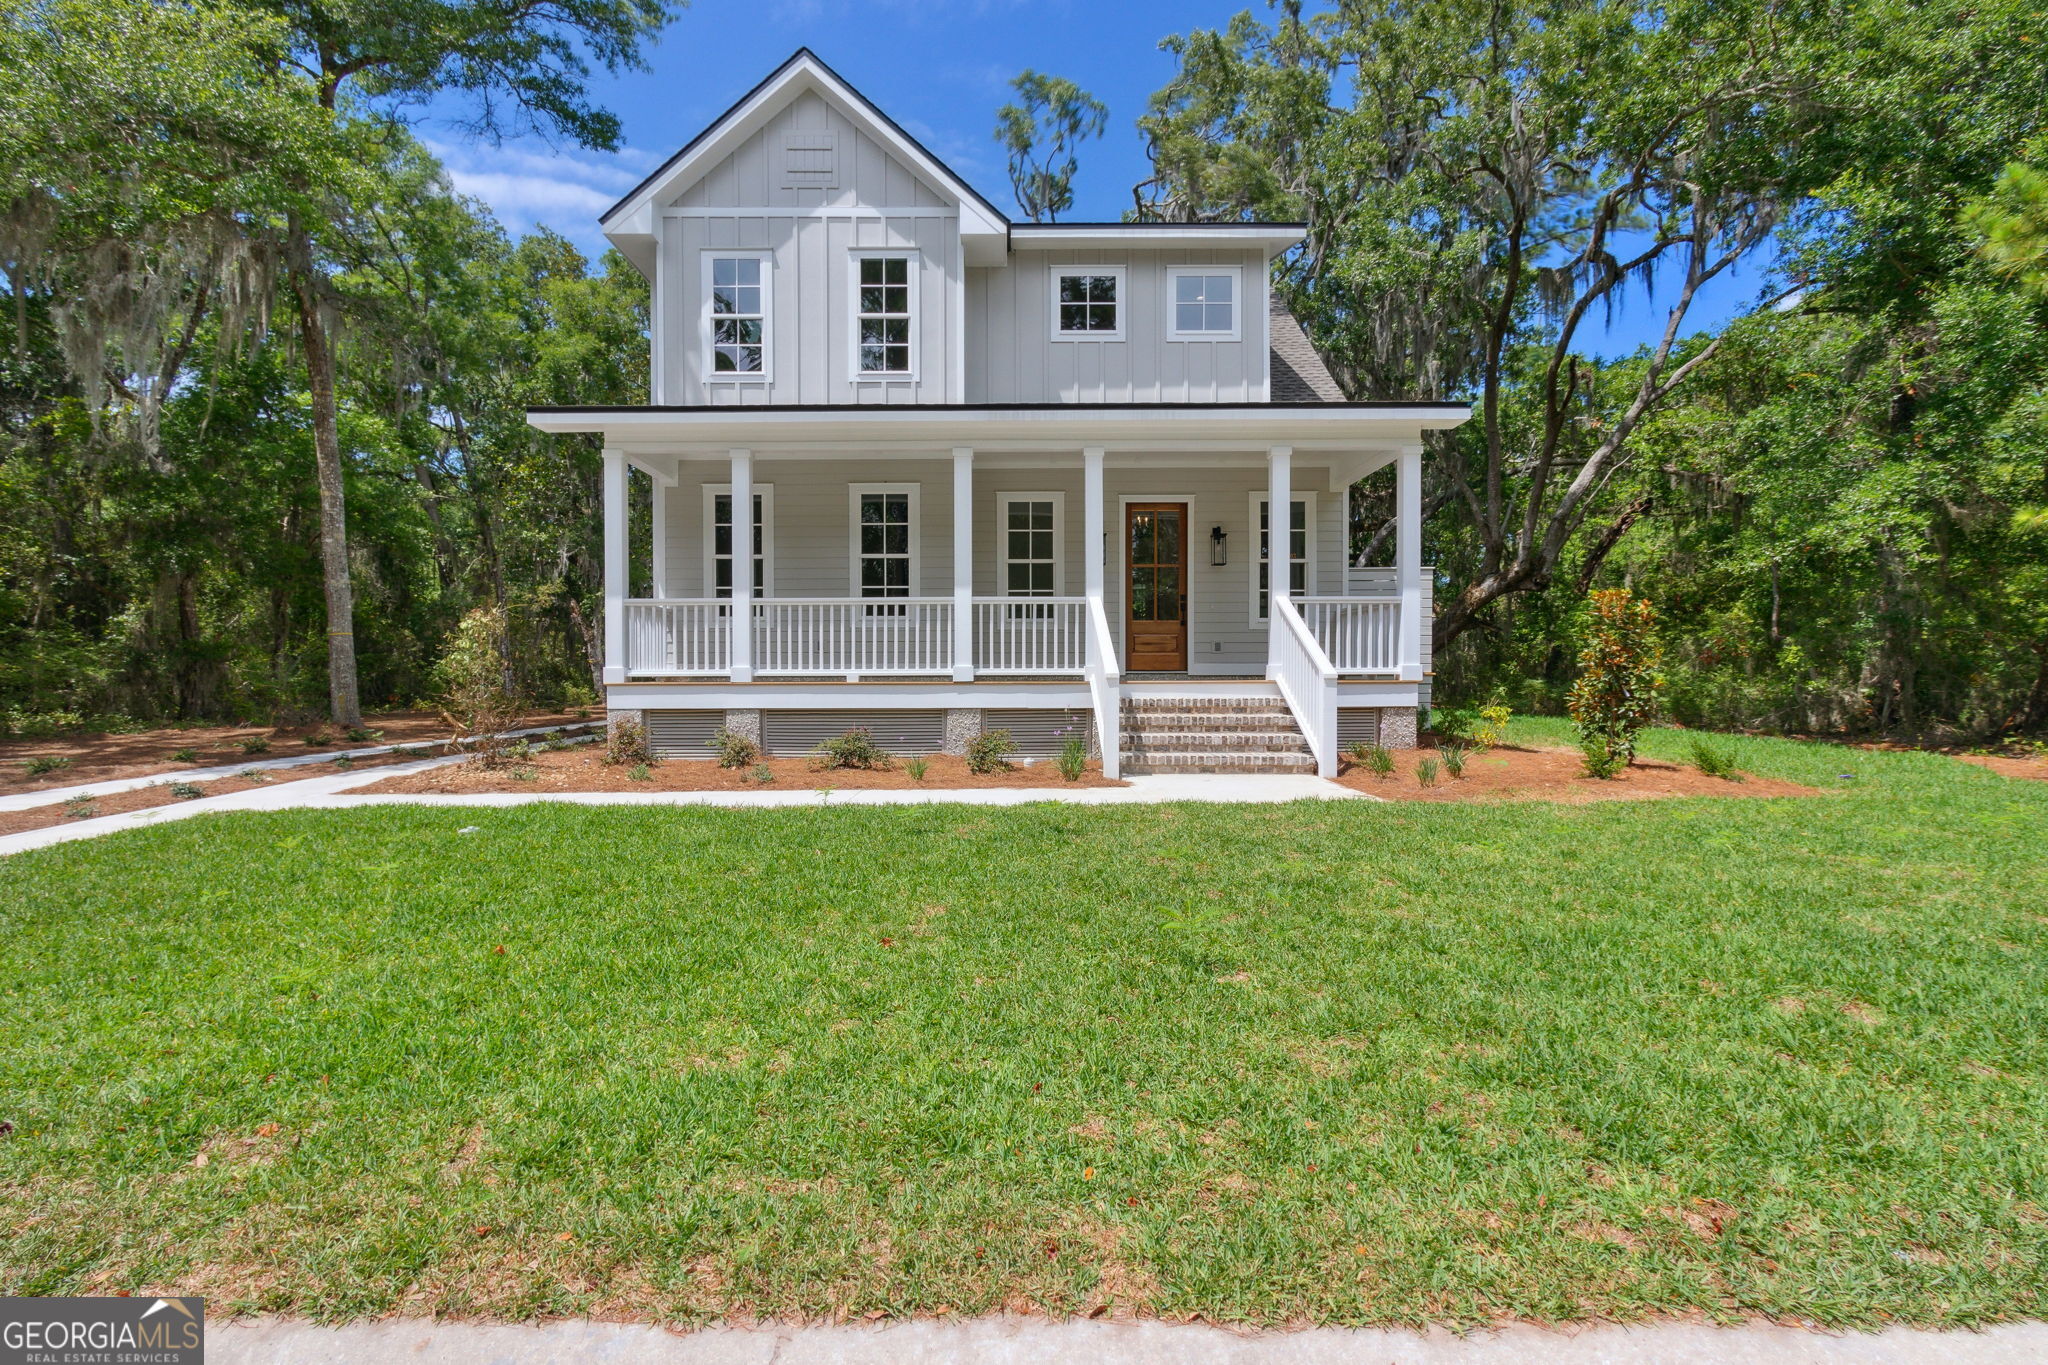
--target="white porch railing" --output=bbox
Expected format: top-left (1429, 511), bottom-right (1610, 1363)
top-left (1085, 596), bottom-right (1122, 779)
top-left (1298, 597), bottom-right (1401, 674)
top-left (752, 598), bottom-right (954, 676)
top-left (1270, 596), bottom-right (1339, 777)
top-left (624, 600), bottom-right (730, 676)
top-left (973, 597), bottom-right (1087, 674)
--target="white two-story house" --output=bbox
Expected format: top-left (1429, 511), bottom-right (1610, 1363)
top-left (528, 50), bottom-right (1468, 776)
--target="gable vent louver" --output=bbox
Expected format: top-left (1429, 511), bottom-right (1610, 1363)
top-left (778, 130), bottom-right (839, 189)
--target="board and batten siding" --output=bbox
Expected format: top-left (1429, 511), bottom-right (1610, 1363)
top-left (658, 90), bottom-right (960, 405)
top-left (965, 249), bottom-right (1270, 404)
top-left (659, 457), bottom-right (1348, 677)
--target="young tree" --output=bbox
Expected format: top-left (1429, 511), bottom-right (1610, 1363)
top-left (994, 71), bottom-right (1108, 223)
top-left (1567, 589), bottom-right (1662, 772)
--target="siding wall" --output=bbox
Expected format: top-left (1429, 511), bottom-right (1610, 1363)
top-left (965, 249), bottom-right (1270, 403)
top-left (660, 91), bottom-right (960, 405)
top-left (658, 457), bottom-right (1347, 677)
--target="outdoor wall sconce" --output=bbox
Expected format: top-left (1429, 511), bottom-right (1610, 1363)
top-left (1210, 525), bottom-right (1228, 566)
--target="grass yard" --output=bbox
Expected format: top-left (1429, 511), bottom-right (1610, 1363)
top-left (2, 721), bottom-right (2044, 1328)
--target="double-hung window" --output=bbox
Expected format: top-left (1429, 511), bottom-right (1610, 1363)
top-left (1252, 493), bottom-right (1314, 622)
top-left (704, 484), bottom-right (772, 600)
top-left (705, 253), bottom-right (769, 377)
top-left (1166, 265), bottom-right (1241, 340)
top-left (851, 485), bottom-right (918, 613)
top-left (1050, 266), bottom-right (1126, 340)
top-left (853, 253), bottom-right (914, 376)
top-left (1000, 493), bottom-right (1063, 616)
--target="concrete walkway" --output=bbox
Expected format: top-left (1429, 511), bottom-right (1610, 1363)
top-left (0, 720), bottom-right (603, 813)
top-left (0, 756), bottom-right (1369, 857)
top-left (209, 1316), bottom-right (2048, 1364)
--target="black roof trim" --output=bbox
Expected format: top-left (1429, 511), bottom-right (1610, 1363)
top-left (601, 47), bottom-right (1009, 228)
top-left (529, 400), bottom-right (1467, 414)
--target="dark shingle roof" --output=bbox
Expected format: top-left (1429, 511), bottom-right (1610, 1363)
top-left (1268, 294), bottom-right (1345, 402)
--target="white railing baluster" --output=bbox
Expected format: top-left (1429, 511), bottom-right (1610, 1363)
top-left (1269, 596), bottom-right (1339, 777)
top-left (1296, 596), bottom-right (1403, 674)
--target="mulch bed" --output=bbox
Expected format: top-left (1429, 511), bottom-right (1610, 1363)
top-left (1336, 743), bottom-right (1822, 803)
top-left (1955, 752), bottom-right (2048, 781)
top-left (0, 750), bottom-right (427, 837)
top-left (356, 748), bottom-right (1123, 795)
top-left (0, 709), bottom-right (600, 794)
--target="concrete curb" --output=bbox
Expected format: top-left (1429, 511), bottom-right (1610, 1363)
top-left (208, 1316), bottom-right (2048, 1365)
top-left (0, 721), bottom-right (602, 813)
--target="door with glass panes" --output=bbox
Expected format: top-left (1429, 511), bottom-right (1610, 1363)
top-left (1125, 503), bottom-right (1188, 671)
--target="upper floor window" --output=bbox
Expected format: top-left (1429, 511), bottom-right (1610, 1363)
top-left (853, 253), bottom-right (914, 377)
top-left (1167, 266), bottom-right (1241, 341)
top-left (705, 253), bottom-right (769, 378)
top-left (1050, 266), bottom-right (1126, 341)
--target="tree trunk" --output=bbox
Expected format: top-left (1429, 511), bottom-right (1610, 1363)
top-left (288, 222), bottom-right (363, 729)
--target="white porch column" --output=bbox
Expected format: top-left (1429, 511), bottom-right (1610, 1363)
top-left (650, 478), bottom-right (667, 598)
top-left (1396, 443), bottom-right (1424, 681)
top-left (1082, 446), bottom-right (1106, 603)
top-left (728, 447), bottom-right (754, 682)
top-left (1265, 445), bottom-right (1293, 679)
top-left (602, 447), bottom-right (627, 685)
top-left (952, 447), bottom-right (974, 682)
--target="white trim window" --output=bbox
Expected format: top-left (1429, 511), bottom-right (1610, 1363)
top-left (850, 484), bottom-right (920, 607)
top-left (999, 492), bottom-right (1065, 598)
top-left (704, 483), bottom-right (773, 598)
top-left (1251, 491), bottom-right (1315, 623)
top-left (1050, 265), bottom-right (1126, 341)
top-left (851, 251), bottom-right (916, 378)
top-left (1167, 265), bottom-right (1241, 341)
top-left (704, 252), bottom-right (770, 378)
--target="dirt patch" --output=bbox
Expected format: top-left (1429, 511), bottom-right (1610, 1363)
top-left (1956, 752), bottom-right (2048, 781)
top-left (0, 749), bottom-right (424, 836)
top-left (353, 747), bottom-right (1124, 795)
top-left (0, 709), bottom-right (598, 793)
top-left (1335, 744), bottom-right (1821, 804)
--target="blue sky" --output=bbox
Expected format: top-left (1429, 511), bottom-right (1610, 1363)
top-left (423, 0), bottom-right (1766, 359)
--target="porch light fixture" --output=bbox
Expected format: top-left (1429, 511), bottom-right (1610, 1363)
top-left (1210, 525), bottom-right (1228, 566)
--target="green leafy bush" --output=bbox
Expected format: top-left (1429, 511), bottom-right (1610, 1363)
top-left (168, 781), bottom-right (205, 799)
top-left (627, 763), bottom-right (652, 782)
top-left (1567, 590), bottom-right (1663, 772)
top-left (436, 607), bottom-right (526, 768)
top-left (965, 729), bottom-right (1017, 774)
top-left (708, 726), bottom-right (759, 768)
top-left (748, 763), bottom-right (775, 784)
top-left (22, 754), bottom-right (71, 776)
top-left (1688, 736), bottom-right (1745, 781)
top-left (511, 766), bottom-right (539, 782)
top-left (605, 716), bottom-right (651, 766)
top-left (170, 747), bottom-right (197, 763)
top-left (344, 727), bottom-right (382, 744)
top-left (1475, 703), bottom-right (1512, 749)
top-left (62, 795), bottom-right (97, 819)
top-left (1430, 705), bottom-right (1477, 744)
top-left (1348, 741), bottom-right (1394, 778)
top-left (1579, 738), bottom-right (1626, 779)
top-left (1056, 734), bottom-right (1088, 782)
top-left (239, 736), bottom-right (271, 754)
top-left (813, 728), bottom-right (890, 771)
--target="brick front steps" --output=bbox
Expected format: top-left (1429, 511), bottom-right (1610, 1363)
top-left (1120, 698), bottom-right (1316, 775)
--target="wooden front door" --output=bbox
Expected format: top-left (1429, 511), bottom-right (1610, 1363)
top-left (1125, 502), bottom-right (1188, 671)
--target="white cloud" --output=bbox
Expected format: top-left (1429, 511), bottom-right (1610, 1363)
top-left (426, 139), bottom-right (658, 254)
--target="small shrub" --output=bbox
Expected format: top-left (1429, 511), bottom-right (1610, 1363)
top-left (62, 795), bottom-right (98, 819)
top-left (1056, 734), bottom-right (1089, 782)
top-left (1567, 589), bottom-right (1663, 767)
top-left (708, 726), bottom-right (759, 768)
top-left (1579, 737), bottom-right (1626, 779)
top-left (813, 727), bottom-right (890, 771)
top-left (302, 728), bottom-right (334, 747)
top-left (1475, 703), bottom-right (1512, 749)
top-left (964, 729), bottom-right (1017, 775)
top-left (1415, 756), bottom-right (1441, 787)
top-left (748, 763), bottom-right (776, 784)
top-left (627, 762), bottom-right (652, 782)
top-left (22, 754), bottom-right (71, 776)
top-left (169, 781), bottom-right (205, 799)
top-left (1440, 743), bottom-right (1468, 778)
top-left (1350, 742), bottom-right (1394, 778)
top-left (1688, 736), bottom-right (1745, 781)
top-left (1430, 706), bottom-right (1477, 745)
top-left (436, 607), bottom-right (526, 768)
top-left (605, 716), bottom-right (652, 766)
top-left (239, 735), bottom-right (271, 754)
top-left (344, 727), bottom-right (381, 744)
top-left (170, 747), bottom-right (198, 763)
top-left (904, 756), bottom-right (929, 782)
top-left (332, 753), bottom-right (354, 768)
top-left (504, 738), bottom-right (532, 762)
top-left (511, 765), bottom-right (539, 782)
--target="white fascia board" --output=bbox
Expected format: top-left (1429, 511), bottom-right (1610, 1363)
top-left (1009, 225), bottom-right (1306, 253)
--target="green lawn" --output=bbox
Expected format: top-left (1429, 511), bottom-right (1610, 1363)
top-left (2, 723), bottom-right (2044, 1327)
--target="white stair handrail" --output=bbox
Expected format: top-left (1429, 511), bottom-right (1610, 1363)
top-left (1084, 595), bottom-right (1122, 779)
top-left (1269, 595), bottom-right (1339, 777)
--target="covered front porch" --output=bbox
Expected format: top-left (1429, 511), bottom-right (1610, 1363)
top-left (528, 403), bottom-right (1465, 775)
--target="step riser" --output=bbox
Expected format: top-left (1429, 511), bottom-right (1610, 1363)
top-left (1122, 701), bottom-right (1293, 716)
top-left (1121, 714), bottom-right (1303, 733)
top-left (1126, 735), bottom-right (1312, 754)
top-left (1122, 757), bottom-right (1318, 775)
